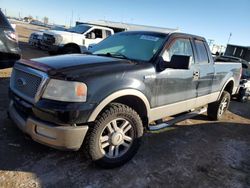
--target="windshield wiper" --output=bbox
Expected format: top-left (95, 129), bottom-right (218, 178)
top-left (83, 50), bottom-right (92, 55)
top-left (95, 52), bottom-right (129, 60)
top-left (108, 52), bottom-right (129, 60)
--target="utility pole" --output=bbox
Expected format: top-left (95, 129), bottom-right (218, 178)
top-left (227, 32), bottom-right (232, 45)
top-left (70, 10), bottom-right (73, 27)
top-left (207, 39), bottom-right (214, 49)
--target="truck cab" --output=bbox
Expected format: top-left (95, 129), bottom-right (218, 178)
top-left (41, 24), bottom-right (114, 54)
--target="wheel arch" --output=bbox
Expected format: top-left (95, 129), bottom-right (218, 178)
top-left (87, 89), bottom-right (150, 126)
top-left (63, 43), bottom-right (81, 52)
top-left (218, 78), bottom-right (235, 100)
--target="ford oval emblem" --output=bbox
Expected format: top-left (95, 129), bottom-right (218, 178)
top-left (17, 78), bottom-right (27, 87)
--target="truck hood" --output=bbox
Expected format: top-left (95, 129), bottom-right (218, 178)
top-left (18, 54), bottom-right (135, 76)
top-left (44, 30), bottom-right (83, 37)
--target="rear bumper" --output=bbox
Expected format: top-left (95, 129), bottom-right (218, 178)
top-left (8, 100), bottom-right (89, 151)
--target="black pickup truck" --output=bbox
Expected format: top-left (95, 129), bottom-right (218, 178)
top-left (8, 31), bottom-right (241, 168)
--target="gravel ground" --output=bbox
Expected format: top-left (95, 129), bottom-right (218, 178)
top-left (0, 23), bottom-right (250, 188)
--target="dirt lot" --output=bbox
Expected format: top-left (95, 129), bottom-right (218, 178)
top-left (0, 23), bottom-right (250, 188)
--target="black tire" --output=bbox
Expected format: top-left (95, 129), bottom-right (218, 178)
top-left (207, 91), bottom-right (231, 120)
top-left (48, 51), bottom-right (57, 55)
top-left (240, 96), bottom-right (248, 103)
top-left (62, 45), bottom-right (80, 54)
top-left (85, 103), bottom-right (143, 168)
top-left (237, 88), bottom-right (248, 103)
top-left (237, 95), bottom-right (248, 103)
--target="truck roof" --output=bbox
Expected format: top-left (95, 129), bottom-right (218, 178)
top-left (117, 30), bottom-right (206, 41)
top-left (76, 20), bottom-right (179, 33)
top-left (79, 23), bottom-right (114, 31)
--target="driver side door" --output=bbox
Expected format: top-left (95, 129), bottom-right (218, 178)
top-left (154, 37), bottom-right (199, 116)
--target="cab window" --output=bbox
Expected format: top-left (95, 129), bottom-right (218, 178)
top-left (103, 30), bottom-right (112, 39)
top-left (92, 29), bottom-right (103, 38)
top-left (86, 29), bottom-right (103, 39)
top-left (194, 40), bottom-right (209, 64)
top-left (162, 38), bottom-right (194, 63)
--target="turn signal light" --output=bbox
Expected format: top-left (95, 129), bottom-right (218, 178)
top-left (76, 84), bottom-right (86, 96)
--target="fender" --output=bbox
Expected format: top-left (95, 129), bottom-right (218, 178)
top-left (218, 77), bottom-right (235, 100)
top-left (87, 89), bottom-right (151, 122)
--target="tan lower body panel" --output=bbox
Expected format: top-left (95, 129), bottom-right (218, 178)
top-left (148, 92), bottom-right (220, 122)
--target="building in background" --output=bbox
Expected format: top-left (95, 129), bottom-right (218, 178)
top-left (210, 44), bottom-right (226, 55)
top-left (225, 44), bottom-right (250, 62)
top-left (76, 20), bottom-right (179, 33)
top-left (207, 39), bottom-right (226, 55)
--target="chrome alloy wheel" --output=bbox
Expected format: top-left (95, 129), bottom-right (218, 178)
top-left (218, 97), bottom-right (229, 116)
top-left (99, 118), bottom-right (135, 159)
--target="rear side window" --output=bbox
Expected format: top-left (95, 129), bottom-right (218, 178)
top-left (195, 40), bottom-right (209, 64)
top-left (103, 30), bottom-right (112, 39)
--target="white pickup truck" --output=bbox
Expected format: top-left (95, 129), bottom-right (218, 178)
top-left (41, 24), bottom-right (114, 54)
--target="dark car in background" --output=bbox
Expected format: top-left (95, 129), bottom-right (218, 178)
top-left (214, 55), bottom-right (250, 102)
top-left (0, 10), bottom-right (21, 69)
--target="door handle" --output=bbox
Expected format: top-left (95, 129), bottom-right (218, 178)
top-left (193, 71), bottom-right (200, 80)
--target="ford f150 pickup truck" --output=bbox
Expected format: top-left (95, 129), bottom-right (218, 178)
top-left (8, 31), bottom-right (241, 168)
top-left (41, 24), bottom-right (114, 54)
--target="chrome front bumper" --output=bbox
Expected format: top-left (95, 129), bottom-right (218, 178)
top-left (8, 101), bottom-right (89, 151)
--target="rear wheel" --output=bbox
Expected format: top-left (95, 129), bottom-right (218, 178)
top-left (207, 91), bottom-right (230, 120)
top-left (48, 51), bottom-right (57, 55)
top-left (85, 103), bottom-right (143, 168)
top-left (237, 88), bottom-right (248, 103)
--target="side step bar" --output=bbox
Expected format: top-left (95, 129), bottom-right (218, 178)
top-left (148, 107), bottom-right (207, 132)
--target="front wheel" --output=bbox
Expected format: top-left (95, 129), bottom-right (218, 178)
top-left (207, 91), bottom-right (230, 120)
top-left (61, 45), bottom-right (80, 54)
top-left (86, 103), bottom-right (143, 168)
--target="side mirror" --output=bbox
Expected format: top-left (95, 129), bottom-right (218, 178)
top-left (242, 63), bottom-right (248, 69)
top-left (160, 55), bottom-right (191, 70)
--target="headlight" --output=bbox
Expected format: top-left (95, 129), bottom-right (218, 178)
top-left (4, 30), bottom-right (18, 41)
top-left (42, 79), bottom-right (87, 102)
top-left (55, 35), bottom-right (63, 44)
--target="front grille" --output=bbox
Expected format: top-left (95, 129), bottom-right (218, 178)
top-left (43, 33), bottom-right (55, 44)
top-left (32, 34), bottom-right (38, 40)
top-left (10, 65), bottom-right (46, 103)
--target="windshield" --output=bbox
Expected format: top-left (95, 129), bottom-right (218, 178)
top-left (68, 24), bottom-right (91, 34)
top-left (90, 32), bottom-right (166, 61)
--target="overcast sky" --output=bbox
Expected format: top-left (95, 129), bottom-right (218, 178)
top-left (1, 0), bottom-right (250, 46)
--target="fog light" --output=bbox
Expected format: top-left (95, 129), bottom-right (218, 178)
top-left (36, 126), bottom-right (56, 139)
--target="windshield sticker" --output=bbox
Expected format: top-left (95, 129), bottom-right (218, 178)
top-left (140, 35), bottom-right (159, 41)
